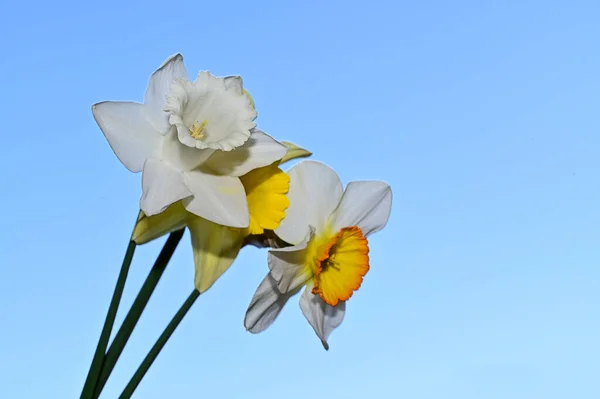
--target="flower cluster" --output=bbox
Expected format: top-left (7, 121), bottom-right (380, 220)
top-left (93, 54), bottom-right (392, 349)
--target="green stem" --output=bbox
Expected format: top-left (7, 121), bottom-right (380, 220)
top-left (92, 229), bottom-right (185, 399)
top-left (119, 289), bottom-right (200, 399)
top-left (80, 240), bottom-right (136, 399)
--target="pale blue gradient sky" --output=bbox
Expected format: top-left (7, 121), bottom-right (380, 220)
top-left (1, 1), bottom-right (599, 398)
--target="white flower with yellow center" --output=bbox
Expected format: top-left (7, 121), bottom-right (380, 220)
top-left (92, 54), bottom-right (286, 228)
top-left (244, 160), bottom-right (392, 349)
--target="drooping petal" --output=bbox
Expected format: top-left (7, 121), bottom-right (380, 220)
top-left (144, 54), bottom-right (188, 132)
top-left (244, 273), bottom-right (301, 334)
top-left (240, 162), bottom-right (290, 235)
top-left (299, 287), bottom-right (346, 350)
top-left (140, 159), bottom-right (192, 216)
top-left (203, 130), bottom-right (288, 177)
top-left (280, 141), bottom-right (312, 164)
top-left (92, 101), bottom-right (161, 173)
top-left (275, 161), bottom-right (343, 245)
top-left (131, 202), bottom-right (188, 245)
top-left (188, 215), bottom-right (244, 293)
top-left (268, 236), bottom-right (312, 293)
top-left (183, 171), bottom-right (249, 228)
top-left (330, 181), bottom-right (392, 237)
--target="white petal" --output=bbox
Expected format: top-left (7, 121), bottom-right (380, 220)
top-left (224, 76), bottom-right (243, 94)
top-left (92, 101), bottom-right (161, 172)
top-left (268, 231), bottom-right (313, 293)
top-left (275, 161), bottom-right (343, 245)
top-left (182, 171), bottom-right (249, 228)
top-left (203, 129), bottom-right (287, 177)
top-left (299, 287), bottom-right (346, 350)
top-left (144, 54), bottom-right (188, 132)
top-left (160, 129), bottom-right (214, 171)
top-left (140, 159), bottom-right (192, 216)
top-left (188, 216), bottom-right (244, 293)
top-left (330, 181), bottom-right (392, 237)
top-left (244, 273), bottom-right (300, 333)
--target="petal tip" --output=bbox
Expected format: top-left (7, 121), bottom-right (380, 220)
top-left (243, 316), bottom-right (259, 334)
top-left (159, 53), bottom-right (184, 69)
top-left (90, 101), bottom-right (105, 115)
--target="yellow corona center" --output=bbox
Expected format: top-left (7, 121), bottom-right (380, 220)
top-left (239, 162), bottom-right (290, 235)
top-left (189, 120), bottom-right (208, 139)
top-left (309, 226), bottom-right (370, 307)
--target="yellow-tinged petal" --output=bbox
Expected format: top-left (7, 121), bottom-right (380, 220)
top-left (243, 89), bottom-right (255, 109)
top-left (311, 226), bottom-right (370, 306)
top-left (240, 163), bottom-right (290, 235)
top-left (188, 215), bottom-right (245, 293)
top-left (132, 201), bottom-right (188, 245)
top-left (280, 141), bottom-right (312, 164)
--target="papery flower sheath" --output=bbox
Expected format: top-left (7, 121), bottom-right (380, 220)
top-left (244, 161), bottom-right (392, 349)
top-left (92, 54), bottom-right (286, 228)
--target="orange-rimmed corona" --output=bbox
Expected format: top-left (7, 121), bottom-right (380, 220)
top-left (309, 226), bottom-right (370, 306)
top-left (245, 160), bottom-right (392, 350)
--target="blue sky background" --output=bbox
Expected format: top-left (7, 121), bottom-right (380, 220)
top-left (1, 0), bottom-right (599, 398)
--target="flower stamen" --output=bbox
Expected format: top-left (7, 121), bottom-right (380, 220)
top-left (189, 120), bottom-right (208, 139)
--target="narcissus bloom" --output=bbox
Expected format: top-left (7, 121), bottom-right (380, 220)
top-left (132, 143), bottom-right (312, 293)
top-left (92, 54), bottom-right (286, 228)
top-left (244, 161), bottom-right (392, 349)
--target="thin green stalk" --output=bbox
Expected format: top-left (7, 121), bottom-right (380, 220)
top-left (119, 289), bottom-right (200, 399)
top-left (92, 229), bottom-right (185, 399)
top-left (80, 240), bottom-right (136, 399)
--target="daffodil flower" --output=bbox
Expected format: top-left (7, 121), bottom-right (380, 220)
top-left (131, 143), bottom-right (312, 293)
top-left (92, 54), bottom-right (286, 228)
top-left (244, 160), bottom-right (392, 349)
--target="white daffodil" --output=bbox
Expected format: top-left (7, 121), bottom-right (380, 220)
top-left (92, 53), bottom-right (286, 228)
top-left (131, 143), bottom-right (312, 293)
top-left (244, 160), bottom-right (392, 349)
